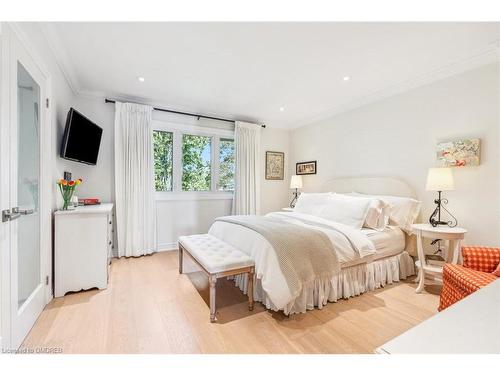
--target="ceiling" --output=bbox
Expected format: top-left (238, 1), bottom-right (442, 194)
top-left (41, 22), bottom-right (500, 128)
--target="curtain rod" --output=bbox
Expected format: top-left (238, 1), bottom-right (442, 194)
top-left (104, 98), bottom-right (266, 128)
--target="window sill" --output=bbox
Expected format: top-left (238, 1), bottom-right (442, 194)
top-left (155, 192), bottom-right (234, 201)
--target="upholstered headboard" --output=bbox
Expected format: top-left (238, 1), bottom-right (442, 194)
top-left (321, 176), bottom-right (418, 256)
top-left (321, 176), bottom-right (417, 199)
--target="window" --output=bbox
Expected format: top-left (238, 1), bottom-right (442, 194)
top-left (182, 134), bottom-right (212, 191)
top-left (153, 130), bottom-right (173, 191)
top-left (153, 122), bottom-right (234, 198)
top-left (218, 138), bottom-right (235, 191)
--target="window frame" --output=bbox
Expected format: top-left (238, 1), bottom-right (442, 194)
top-left (153, 120), bottom-right (234, 201)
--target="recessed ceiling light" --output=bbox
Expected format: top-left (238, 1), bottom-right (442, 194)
top-left (343, 76), bottom-right (350, 81)
top-left (279, 107), bottom-right (285, 112)
top-left (137, 76), bottom-right (145, 82)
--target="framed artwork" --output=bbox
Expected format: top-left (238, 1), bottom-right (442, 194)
top-left (436, 138), bottom-right (481, 167)
top-left (265, 151), bottom-right (285, 180)
top-left (296, 161), bottom-right (317, 175)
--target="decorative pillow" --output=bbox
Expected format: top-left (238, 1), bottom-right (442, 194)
top-left (365, 198), bottom-right (391, 231)
top-left (318, 193), bottom-right (372, 230)
top-left (342, 193), bottom-right (391, 231)
top-left (350, 192), bottom-right (421, 233)
top-left (493, 263), bottom-right (500, 277)
top-left (293, 192), bottom-right (331, 216)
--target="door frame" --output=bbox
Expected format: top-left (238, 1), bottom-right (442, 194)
top-left (0, 22), bottom-right (53, 350)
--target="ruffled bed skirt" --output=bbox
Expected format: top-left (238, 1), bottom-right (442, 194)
top-left (231, 251), bottom-right (416, 315)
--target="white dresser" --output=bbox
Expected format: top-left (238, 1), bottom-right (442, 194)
top-left (54, 204), bottom-right (114, 297)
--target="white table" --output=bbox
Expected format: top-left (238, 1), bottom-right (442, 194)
top-left (412, 223), bottom-right (467, 293)
top-left (376, 279), bottom-right (500, 354)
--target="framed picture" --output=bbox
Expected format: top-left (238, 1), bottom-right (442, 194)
top-left (296, 160), bottom-right (317, 175)
top-left (436, 138), bottom-right (481, 167)
top-left (265, 151), bottom-right (285, 180)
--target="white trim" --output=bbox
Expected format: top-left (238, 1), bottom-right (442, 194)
top-left (0, 22), bottom-right (52, 350)
top-left (155, 191), bottom-right (233, 201)
top-left (152, 120), bottom-right (234, 138)
top-left (9, 22), bottom-right (53, 307)
top-left (156, 242), bottom-right (178, 252)
top-left (153, 120), bottom-right (235, 198)
top-left (38, 23), bottom-right (80, 95)
top-left (0, 21), bottom-right (12, 352)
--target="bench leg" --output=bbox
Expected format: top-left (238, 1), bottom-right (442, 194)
top-left (178, 244), bottom-right (183, 274)
top-left (209, 275), bottom-right (217, 323)
top-left (248, 268), bottom-right (254, 311)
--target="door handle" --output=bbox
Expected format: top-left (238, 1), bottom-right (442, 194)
top-left (16, 208), bottom-right (35, 215)
top-left (2, 209), bottom-right (21, 222)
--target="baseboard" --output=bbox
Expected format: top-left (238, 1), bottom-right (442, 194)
top-left (156, 242), bottom-right (178, 252)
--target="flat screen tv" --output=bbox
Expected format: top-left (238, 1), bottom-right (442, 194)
top-left (60, 108), bottom-right (103, 165)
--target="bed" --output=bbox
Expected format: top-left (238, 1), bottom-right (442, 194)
top-left (208, 177), bottom-right (420, 315)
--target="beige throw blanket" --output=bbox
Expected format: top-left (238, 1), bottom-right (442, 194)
top-left (215, 215), bottom-right (340, 298)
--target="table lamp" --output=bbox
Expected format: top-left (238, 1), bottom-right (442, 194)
top-left (290, 175), bottom-right (303, 208)
top-left (426, 167), bottom-right (457, 227)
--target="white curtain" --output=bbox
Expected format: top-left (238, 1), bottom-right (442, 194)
top-left (232, 121), bottom-right (262, 215)
top-left (114, 102), bottom-right (156, 257)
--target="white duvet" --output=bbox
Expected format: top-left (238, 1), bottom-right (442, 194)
top-left (208, 211), bottom-right (376, 310)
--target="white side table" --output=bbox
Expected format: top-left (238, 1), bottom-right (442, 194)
top-left (411, 223), bottom-right (467, 293)
top-left (282, 207), bottom-right (294, 212)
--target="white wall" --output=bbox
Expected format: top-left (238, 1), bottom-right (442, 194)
top-left (261, 128), bottom-right (291, 214)
top-left (55, 96), bottom-right (115, 204)
top-left (290, 63), bottom-right (500, 249)
top-left (12, 23), bottom-right (78, 210)
top-left (58, 98), bottom-right (291, 251)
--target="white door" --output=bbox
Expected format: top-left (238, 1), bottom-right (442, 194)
top-left (0, 25), bottom-right (50, 350)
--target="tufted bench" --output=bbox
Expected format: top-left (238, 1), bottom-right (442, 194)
top-left (178, 234), bottom-right (255, 323)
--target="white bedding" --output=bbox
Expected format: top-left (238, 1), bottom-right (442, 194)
top-left (208, 211), bottom-right (382, 310)
top-left (341, 226), bottom-right (405, 268)
top-left (363, 226), bottom-right (405, 259)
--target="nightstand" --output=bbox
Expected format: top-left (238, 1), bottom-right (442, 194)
top-left (282, 207), bottom-right (294, 212)
top-left (411, 223), bottom-right (467, 293)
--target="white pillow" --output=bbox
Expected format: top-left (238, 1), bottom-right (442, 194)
top-left (294, 192), bottom-right (331, 216)
top-left (351, 192), bottom-right (421, 233)
top-left (317, 193), bottom-right (372, 230)
top-left (342, 193), bottom-right (391, 231)
top-left (365, 198), bottom-right (391, 231)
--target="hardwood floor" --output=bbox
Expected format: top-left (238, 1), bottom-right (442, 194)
top-left (22, 251), bottom-right (440, 354)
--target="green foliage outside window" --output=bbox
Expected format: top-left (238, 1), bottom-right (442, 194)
top-left (182, 134), bottom-right (211, 191)
top-left (153, 131), bottom-right (173, 191)
top-left (218, 139), bottom-right (235, 191)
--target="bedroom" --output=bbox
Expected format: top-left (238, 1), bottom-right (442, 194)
top-left (1, 1), bottom-right (499, 371)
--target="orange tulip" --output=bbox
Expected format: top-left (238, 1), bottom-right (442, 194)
top-left (62, 180), bottom-right (68, 186)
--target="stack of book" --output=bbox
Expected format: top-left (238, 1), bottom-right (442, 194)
top-left (78, 198), bottom-right (101, 206)
top-left (426, 254), bottom-right (445, 267)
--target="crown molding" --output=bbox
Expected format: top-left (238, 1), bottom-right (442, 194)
top-left (39, 22), bottom-right (500, 130)
top-left (8, 22), bottom-right (51, 78)
top-left (289, 41), bottom-right (500, 129)
top-left (39, 22), bottom-right (81, 95)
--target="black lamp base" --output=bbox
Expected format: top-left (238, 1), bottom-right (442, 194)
top-left (428, 191), bottom-right (457, 227)
top-left (290, 189), bottom-right (299, 208)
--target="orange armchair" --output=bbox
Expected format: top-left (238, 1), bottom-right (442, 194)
top-left (439, 246), bottom-right (500, 311)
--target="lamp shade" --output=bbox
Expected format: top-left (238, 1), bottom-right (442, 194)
top-left (290, 175), bottom-right (303, 189)
top-left (426, 167), bottom-right (455, 191)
